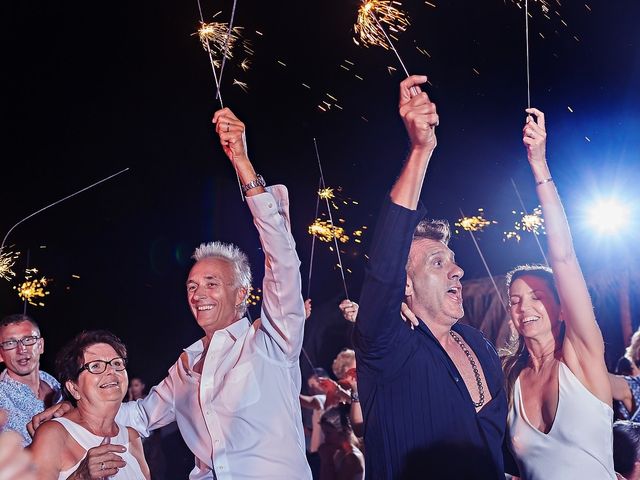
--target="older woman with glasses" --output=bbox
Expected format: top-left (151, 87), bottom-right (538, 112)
top-left (29, 330), bottom-right (149, 479)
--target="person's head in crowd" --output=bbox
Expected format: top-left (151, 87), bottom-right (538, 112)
top-left (616, 357), bottom-right (637, 377)
top-left (613, 421), bottom-right (640, 480)
top-left (320, 404), bottom-right (356, 448)
top-left (332, 349), bottom-right (356, 381)
top-left (404, 218), bottom-right (464, 330)
top-left (187, 242), bottom-right (252, 336)
top-left (308, 367), bottom-right (329, 395)
top-left (0, 314), bottom-right (44, 380)
top-left (128, 376), bottom-right (146, 401)
top-left (625, 329), bottom-right (640, 377)
top-left (56, 330), bottom-right (128, 407)
top-left (502, 264), bottom-right (563, 404)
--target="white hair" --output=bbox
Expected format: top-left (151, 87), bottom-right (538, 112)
top-left (192, 242), bottom-right (252, 315)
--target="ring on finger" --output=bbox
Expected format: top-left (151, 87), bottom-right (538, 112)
top-left (100, 462), bottom-right (105, 470)
top-left (226, 122), bottom-right (230, 133)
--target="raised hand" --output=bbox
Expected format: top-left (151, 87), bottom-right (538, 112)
top-left (212, 107), bottom-right (249, 164)
top-left (522, 108), bottom-right (547, 166)
top-left (399, 75), bottom-right (439, 152)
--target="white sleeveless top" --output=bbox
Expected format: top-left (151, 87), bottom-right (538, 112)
top-left (508, 361), bottom-right (615, 479)
top-left (52, 417), bottom-right (146, 479)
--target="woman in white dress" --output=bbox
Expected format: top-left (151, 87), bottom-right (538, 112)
top-left (29, 330), bottom-right (149, 479)
top-left (502, 109), bottom-right (615, 479)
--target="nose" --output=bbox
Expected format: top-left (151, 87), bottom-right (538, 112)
top-left (450, 263), bottom-right (464, 280)
top-left (17, 341), bottom-right (28, 353)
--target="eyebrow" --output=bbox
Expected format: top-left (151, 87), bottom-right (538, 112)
top-left (427, 250), bottom-right (455, 262)
top-left (186, 275), bottom-right (222, 286)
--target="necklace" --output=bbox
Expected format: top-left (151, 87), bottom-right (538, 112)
top-left (449, 330), bottom-right (485, 408)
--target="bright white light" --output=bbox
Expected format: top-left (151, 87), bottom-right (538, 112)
top-left (586, 199), bottom-right (631, 233)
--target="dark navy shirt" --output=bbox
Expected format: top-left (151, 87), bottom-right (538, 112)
top-left (354, 198), bottom-right (507, 479)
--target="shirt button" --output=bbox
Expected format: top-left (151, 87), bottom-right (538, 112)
top-left (454, 377), bottom-right (460, 382)
top-left (267, 202), bottom-right (273, 208)
top-left (214, 439), bottom-right (220, 444)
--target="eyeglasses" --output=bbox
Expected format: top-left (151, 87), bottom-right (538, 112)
top-left (78, 357), bottom-right (127, 375)
top-left (0, 335), bottom-right (40, 351)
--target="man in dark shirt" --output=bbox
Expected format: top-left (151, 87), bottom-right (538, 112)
top-left (354, 76), bottom-right (507, 479)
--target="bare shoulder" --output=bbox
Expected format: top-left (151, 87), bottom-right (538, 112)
top-left (31, 418), bottom-right (68, 446)
top-left (28, 420), bottom-right (70, 476)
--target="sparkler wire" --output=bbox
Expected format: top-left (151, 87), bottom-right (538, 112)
top-left (313, 138), bottom-right (350, 300)
top-left (458, 208), bottom-right (508, 314)
top-left (217, 0), bottom-right (238, 103)
top-left (1, 168), bottom-right (130, 252)
top-left (525, 0), bottom-right (531, 108)
top-left (370, 10), bottom-right (420, 95)
top-left (307, 177), bottom-right (323, 300)
top-left (510, 178), bottom-right (549, 266)
top-left (195, 0), bottom-right (243, 200)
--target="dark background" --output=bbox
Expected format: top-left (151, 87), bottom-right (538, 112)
top-left (3, 0), bottom-right (639, 395)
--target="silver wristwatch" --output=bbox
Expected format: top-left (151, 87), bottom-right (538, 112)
top-left (241, 174), bottom-right (266, 193)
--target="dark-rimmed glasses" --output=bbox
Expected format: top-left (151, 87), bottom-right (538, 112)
top-left (77, 357), bottom-right (127, 375)
top-left (0, 335), bottom-right (40, 351)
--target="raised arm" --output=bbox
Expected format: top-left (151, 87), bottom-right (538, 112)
top-left (213, 108), bottom-right (305, 361)
top-left (524, 108), bottom-right (610, 403)
top-left (390, 75), bottom-right (439, 209)
top-left (355, 76), bottom-right (439, 348)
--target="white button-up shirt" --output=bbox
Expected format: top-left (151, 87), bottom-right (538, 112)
top-left (117, 186), bottom-right (311, 480)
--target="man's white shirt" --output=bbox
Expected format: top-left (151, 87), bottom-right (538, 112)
top-left (117, 186), bottom-right (311, 479)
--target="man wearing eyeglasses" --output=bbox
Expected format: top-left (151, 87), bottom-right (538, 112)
top-left (0, 314), bottom-right (62, 445)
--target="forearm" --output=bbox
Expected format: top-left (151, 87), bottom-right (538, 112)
top-left (531, 162), bottom-right (575, 264)
top-left (390, 146), bottom-right (433, 210)
top-left (233, 155), bottom-right (265, 197)
top-left (249, 186), bottom-right (305, 357)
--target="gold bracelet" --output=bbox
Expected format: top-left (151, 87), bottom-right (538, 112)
top-left (535, 177), bottom-right (553, 186)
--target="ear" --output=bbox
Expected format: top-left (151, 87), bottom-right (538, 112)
top-left (66, 380), bottom-right (82, 401)
top-left (38, 337), bottom-right (45, 355)
top-left (405, 274), bottom-right (414, 298)
top-left (235, 286), bottom-right (248, 308)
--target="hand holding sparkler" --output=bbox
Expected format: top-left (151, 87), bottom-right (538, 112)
top-left (339, 299), bottom-right (359, 323)
top-left (399, 75), bottom-right (437, 152)
top-left (213, 108), bottom-right (264, 197)
top-left (523, 108), bottom-right (548, 169)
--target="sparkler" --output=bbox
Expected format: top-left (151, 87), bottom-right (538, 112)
top-left (1, 168), bottom-right (129, 252)
top-left (197, 22), bottom-right (242, 58)
top-left (354, 0), bottom-right (414, 81)
top-left (307, 178), bottom-right (323, 300)
top-left (195, 4), bottom-right (244, 200)
top-left (0, 248), bottom-right (20, 281)
top-left (313, 138), bottom-right (350, 300)
top-left (246, 286), bottom-right (261, 306)
top-left (510, 178), bottom-right (549, 265)
top-left (308, 219), bottom-right (350, 244)
top-left (455, 209), bottom-right (497, 234)
top-left (14, 269), bottom-right (50, 307)
top-left (458, 208), bottom-right (508, 314)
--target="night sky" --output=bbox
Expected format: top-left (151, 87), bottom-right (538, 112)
top-left (3, 0), bottom-right (639, 385)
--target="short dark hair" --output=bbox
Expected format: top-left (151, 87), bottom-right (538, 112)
top-left (613, 420), bottom-right (640, 477)
top-left (413, 219), bottom-right (451, 245)
top-left (0, 314), bottom-right (40, 333)
top-left (615, 356), bottom-right (634, 376)
top-left (56, 330), bottom-right (127, 406)
top-left (505, 264), bottom-right (560, 304)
